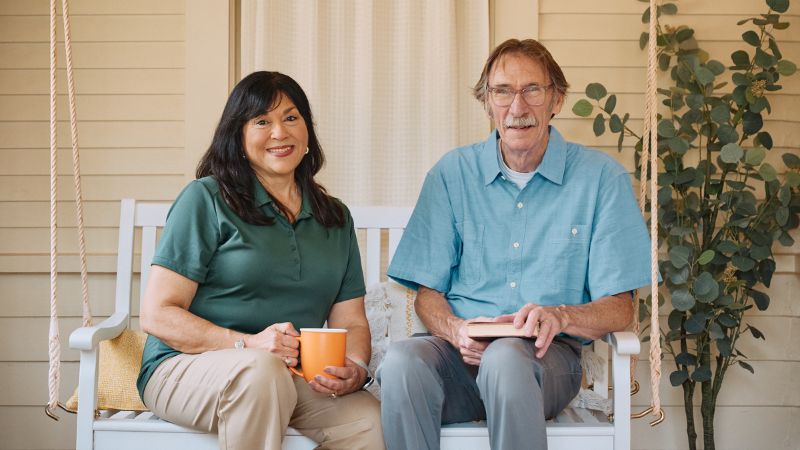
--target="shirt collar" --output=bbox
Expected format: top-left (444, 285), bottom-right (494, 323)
top-left (251, 174), bottom-right (313, 220)
top-left (480, 126), bottom-right (567, 186)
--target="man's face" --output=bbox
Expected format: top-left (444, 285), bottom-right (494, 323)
top-left (487, 53), bottom-right (564, 155)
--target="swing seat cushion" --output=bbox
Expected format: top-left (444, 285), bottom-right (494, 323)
top-left (65, 329), bottom-right (148, 412)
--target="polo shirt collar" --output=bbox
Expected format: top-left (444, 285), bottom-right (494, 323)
top-left (480, 127), bottom-right (567, 186)
top-left (251, 174), bottom-right (313, 219)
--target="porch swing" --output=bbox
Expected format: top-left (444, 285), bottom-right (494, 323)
top-left (45, 0), bottom-right (666, 447)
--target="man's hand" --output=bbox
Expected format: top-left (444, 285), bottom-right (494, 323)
top-left (494, 304), bottom-right (569, 358)
top-left (450, 317), bottom-right (492, 365)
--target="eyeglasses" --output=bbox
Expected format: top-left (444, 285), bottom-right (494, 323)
top-left (487, 84), bottom-right (553, 107)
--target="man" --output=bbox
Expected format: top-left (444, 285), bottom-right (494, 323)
top-left (378, 39), bottom-right (654, 450)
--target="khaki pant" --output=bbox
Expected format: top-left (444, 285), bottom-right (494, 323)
top-left (143, 348), bottom-right (384, 450)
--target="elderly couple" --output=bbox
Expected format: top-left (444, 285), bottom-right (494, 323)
top-left (136, 38), bottom-right (653, 450)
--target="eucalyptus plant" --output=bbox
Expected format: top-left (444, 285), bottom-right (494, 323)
top-left (571, 1), bottom-right (798, 449)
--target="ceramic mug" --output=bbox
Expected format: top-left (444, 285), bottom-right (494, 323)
top-left (288, 328), bottom-right (347, 382)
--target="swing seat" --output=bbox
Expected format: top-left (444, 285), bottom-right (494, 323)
top-left (69, 199), bottom-right (639, 450)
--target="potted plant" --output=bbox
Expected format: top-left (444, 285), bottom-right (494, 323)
top-left (571, 1), bottom-right (798, 449)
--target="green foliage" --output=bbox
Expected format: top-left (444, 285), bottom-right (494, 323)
top-left (573, 1), bottom-right (798, 449)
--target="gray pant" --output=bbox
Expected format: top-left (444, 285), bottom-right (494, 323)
top-left (377, 335), bottom-right (582, 450)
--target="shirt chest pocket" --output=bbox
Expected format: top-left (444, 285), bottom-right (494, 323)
top-left (456, 221), bottom-right (484, 285)
top-left (548, 224), bottom-right (590, 291)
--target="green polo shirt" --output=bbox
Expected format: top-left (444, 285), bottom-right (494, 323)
top-left (137, 176), bottom-right (365, 398)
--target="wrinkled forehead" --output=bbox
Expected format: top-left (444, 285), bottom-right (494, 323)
top-left (489, 52), bottom-right (549, 86)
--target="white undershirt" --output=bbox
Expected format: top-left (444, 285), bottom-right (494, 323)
top-left (497, 140), bottom-right (536, 189)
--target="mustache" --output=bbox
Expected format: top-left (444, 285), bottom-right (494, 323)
top-left (503, 115), bottom-right (538, 128)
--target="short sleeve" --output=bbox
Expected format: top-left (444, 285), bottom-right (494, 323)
top-left (587, 170), bottom-right (656, 299)
top-left (387, 167), bottom-right (459, 292)
top-left (335, 207), bottom-right (367, 302)
top-left (151, 181), bottom-right (221, 283)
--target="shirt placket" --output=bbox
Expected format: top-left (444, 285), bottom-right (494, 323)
top-left (506, 191), bottom-right (528, 299)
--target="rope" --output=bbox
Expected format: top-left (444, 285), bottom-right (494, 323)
top-left (642, 0), bottom-right (663, 420)
top-left (46, 0), bottom-right (91, 420)
top-left (61, 0), bottom-right (92, 328)
top-left (46, 0), bottom-right (60, 419)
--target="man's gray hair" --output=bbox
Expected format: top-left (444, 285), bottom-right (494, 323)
top-left (473, 39), bottom-right (569, 112)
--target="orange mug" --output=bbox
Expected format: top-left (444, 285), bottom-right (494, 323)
top-left (288, 328), bottom-right (347, 382)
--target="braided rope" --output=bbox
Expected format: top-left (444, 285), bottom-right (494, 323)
top-left (46, 0), bottom-right (60, 418)
top-left (61, 0), bottom-right (92, 328)
top-left (644, 0), bottom-right (663, 418)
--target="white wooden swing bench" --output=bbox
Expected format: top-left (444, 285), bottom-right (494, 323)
top-left (69, 199), bottom-right (640, 450)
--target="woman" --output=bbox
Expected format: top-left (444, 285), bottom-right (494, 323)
top-left (137, 71), bottom-right (383, 450)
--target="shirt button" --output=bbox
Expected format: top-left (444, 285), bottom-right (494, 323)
top-left (513, 242), bottom-right (520, 248)
top-left (510, 281), bottom-right (517, 288)
top-left (571, 227), bottom-right (578, 236)
top-left (517, 202), bottom-right (524, 209)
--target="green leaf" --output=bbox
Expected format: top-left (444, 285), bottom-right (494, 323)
top-left (659, 53), bottom-right (671, 71)
top-left (716, 295), bottom-right (734, 307)
top-left (717, 337), bottom-right (733, 356)
top-left (691, 365), bottom-right (712, 382)
top-left (572, 99), bottom-right (593, 117)
top-left (604, 94), bottom-right (617, 114)
top-left (706, 60), bottom-right (725, 75)
top-left (695, 272), bottom-right (719, 303)
top-left (676, 28), bottom-right (694, 43)
top-left (776, 207), bottom-right (789, 226)
top-left (767, 0), bottom-right (789, 13)
top-left (755, 48), bottom-right (776, 69)
top-left (593, 114), bottom-right (606, 136)
top-left (668, 310), bottom-right (685, 331)
top-left (778, 231), bottom-right (795, 247)
top-left (697, 250), bottom-right (715, 265)
top-left (742, 111), bottom-right (763, 135)
top-left (669, 265), bottom-right (689, 284)
top-left (750, 245), bottom-right (771, 261)
top-left (717, 125), bottom-right (739, 144)
top-left (748, 323), bottom-right (765, 339)
top-left (755, 131), bottom-right (773, 149)
top-left (710, 105), bottom-right (730, 124)
top-left (782, 153), bottom-right (800, 168)
top-left (731, 50), bottom-right (750, 67)
top-left (742, 30), bottom-right (761, 47)
top-left (745, 147), bottom-right (766, 166)
top-left (769, 38), bottom-right (783, 60)
top-left (658, 119), bottom-right (677, 138)
top-left (670, 369), bottom-right (689, 386)
top-left (759, 163), bottom-right (778, 182)
top-left (668, 137), bottom-right (690, 155)
top-left (717, 240), bottom-right (738, 254)
top-left (786, 172), bottom-right (800, 188)
top-left (777, 60), bottom-right (797, 76)
top-left (738, 360), bottom-right (755, 374)
top-left (686, 94), bottom-right (704, 110)
top-left (669, 246), bottom-right (692, 268)
top-left (639, 32), bottom-right (649, 50)
top-left (676, 352), bottom-right (697, 366)
top-left (732, 255), bottom-right (756, 271)
top-left (685, 313), bottom-right (708, 333)
top-left (717, 314), bottom-right (738, 328)
top-left (661, 3), bottom-right (678, 14)
top-left (586, 83), bottom-right (607, 100)
top-left (778, 186), bottom-right (792, 205)
top-left (609, 114), bottom-right (623, 133)
top-left (709, 321), bottom-right (725, 339)
top-left (720, 143), bottom-right (744, 163)
top-left (695, 67), bottom-right (714, 85)
top-left (671, 288), bottom-right (696, 311)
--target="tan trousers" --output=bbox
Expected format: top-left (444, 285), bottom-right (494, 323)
top-left (143, 348), bottom-right (384, 450)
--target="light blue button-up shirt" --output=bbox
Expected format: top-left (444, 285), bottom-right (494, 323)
top-left (388, 127), bottom-right (655, 320)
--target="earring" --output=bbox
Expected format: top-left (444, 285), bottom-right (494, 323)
top-left (242, 153), bottom-right (246, 159)
top-left (304, 147), bottom-right (310, 155)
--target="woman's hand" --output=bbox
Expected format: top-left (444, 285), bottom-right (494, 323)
top-left (307, 357), bottom-right (367, 397)
top-left (244, 322), bottom-right (301, 367)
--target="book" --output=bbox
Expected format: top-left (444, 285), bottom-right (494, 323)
top-left (466, 321), bottom-right (538, 339)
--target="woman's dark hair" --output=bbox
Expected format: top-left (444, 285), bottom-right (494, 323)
top-left (196, 71), bottom-right (345, 227)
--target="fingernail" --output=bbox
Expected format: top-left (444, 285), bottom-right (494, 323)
top-left (315, 376), bottom-right (323, 382)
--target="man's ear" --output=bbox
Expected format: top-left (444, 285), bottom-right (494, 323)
top-left (550, 93), bottom-right (565, 116)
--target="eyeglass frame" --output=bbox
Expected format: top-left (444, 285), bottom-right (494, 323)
top-left (486, 83), bottom-right (554, 107)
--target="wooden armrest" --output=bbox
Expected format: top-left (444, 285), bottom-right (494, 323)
top-left (69, 312), bottom-right (129, 350)
top-left (604, 331), bottom-right (640, 356)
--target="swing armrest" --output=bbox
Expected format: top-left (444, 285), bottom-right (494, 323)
top-left (605, 331), bottom-right (640, 356)
top-left (69, 311), bottom-right (129, 350)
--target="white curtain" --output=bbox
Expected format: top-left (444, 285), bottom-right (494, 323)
top-left (240, 0), bottom-right (490, 206)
